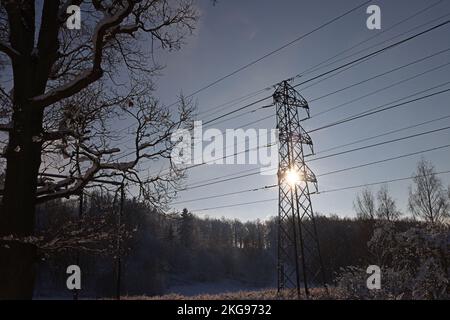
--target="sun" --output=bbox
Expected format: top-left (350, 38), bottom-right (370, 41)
top-left (285, 168), bottom-right (301, 187)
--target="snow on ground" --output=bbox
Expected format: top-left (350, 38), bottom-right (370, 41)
top-left (165, 279), bottom-right (266, 297)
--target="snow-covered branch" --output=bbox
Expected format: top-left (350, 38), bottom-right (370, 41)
top-left (32, 1), bottom-right (136, 108)
top-left (0, 41), bottom-right (19, 59)
top-left (0, 122), bottom-right (12, 132)
top-left (0, 214), bottom-right (131, 255)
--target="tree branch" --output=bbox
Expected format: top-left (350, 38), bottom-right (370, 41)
top-left (0, 41), bottom-right (19, 59)
top-left (31, 0), bottom-right (136, 108)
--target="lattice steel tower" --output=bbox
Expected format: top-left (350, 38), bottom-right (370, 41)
top-left (274, 80), bottom-right (326, 299)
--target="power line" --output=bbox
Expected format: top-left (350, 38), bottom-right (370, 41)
top-left (289, 7), bottom-right (450, 100)
top-left (223, 78), bottom-right (450, 159)
top-left (164, 90), bottom-right (450, 204)
top-left (110, 18), bottom-right (450, 186)
top-left (317, 144), bottom-right (450, 178)
top-left (173, 82), bottom-right (450, 188)
top-left (185, 168), bottom-right (269, 190)
top-left (236, 61), bottom-right (450, 127)
top-left (295, 10), bottom-right (450, 88)
top-left (314, 113), bottom-right (450, 155)
top-left (113, 9), bottom-right (450, 146)
top-left (320, 169), bottom-right (450, 194)
top-left (168, 13), bottom-right (450, 213)
top-left (293, 19), bottom-right (450, 90)
top-left (187, 82), bottom-right (450, 176)
top-left (309, 125), bottom-right (450, 162)
top-left (114, 2), bottom-right (375, 136)
top-left (206, 50), bottom-right (450, 128)
top-left (201, 19), bottom-right (450, 127)
top-left (163, 0), bottom-right (372, 110)
top-left (309, 85), bottom-right (450, 133)
top-left (111, 18), bottom-right (450, 160)
top-left (196, 87), bottom-right (270, 120)
top-left (309, 51), bottom-right (450, 113)
top-left (185, 113), bottom-right (450, 188)
top-left (235, 113), bottom-right (274, 128)
top-left (187, 166), bottom-right (259, 187)
top-left (190, 170), bottom-right (450, 212)
top-left (161, 81), bottom-right (450, 187)
top-left (203, 106), bottom-right (264, 128)
top-left (193, 198), bottom-right (278, 212)
top-left (172, 185), bottom-right (276, 205)
top-left (188, 60), bottom-right (450, 169)
top-left (182, 124), bottom-right (450, 191)
top-left (173, 143), bottom-right (450, 204)
top-left (197, 0), bottom-right (445, 123)
top-left (203, 96), bottom-right (270, 125)
top-left (293, 0), bottom-right (445, 77)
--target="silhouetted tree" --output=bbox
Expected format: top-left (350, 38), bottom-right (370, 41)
top-left (376, 184), bottom-right (401, 221)
top-left (179, 208), bottom-right (195, 248)
top-left (408, 159), bottom-right (449, 224)
top-left (0, 0), bottom-right (198, 299)
top-left (354, 188), bottom-right (376, 220)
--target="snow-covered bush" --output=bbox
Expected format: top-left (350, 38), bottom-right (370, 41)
top-left (337, 222), bottom-right (449, 299)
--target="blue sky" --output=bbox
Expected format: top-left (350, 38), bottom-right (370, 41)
top-left (152, 0), bottom-right (450, 220)
top-left (3, 0), bottom-right (449, 222)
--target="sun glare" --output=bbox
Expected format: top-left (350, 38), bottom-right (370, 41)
top-left (285, 169), bottom-right (301, 187)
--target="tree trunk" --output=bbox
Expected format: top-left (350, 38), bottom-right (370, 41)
top-left (0, 98), bottom-right (44, 298)
top-left (0, 59), bottom-right (44, 299)
top-left (0, 1), bottom-right (59, 299)
top-left (0, 243), bottom-right (37, 299)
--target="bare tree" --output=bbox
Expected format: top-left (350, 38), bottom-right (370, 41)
top-left (353, 188), bottom-right (376, 220)
top-left (0, 0), bottom-right (198, 299)
top-left (376, 184), bottom-right (401, 221)
top-left (408, 159), bottom-right (449, 224)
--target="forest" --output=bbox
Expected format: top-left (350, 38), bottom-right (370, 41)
top-left (32, 159), bottom-right (450, 299)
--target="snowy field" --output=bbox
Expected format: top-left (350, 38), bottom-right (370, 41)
top-left (166, 279), bottom-right (267, 297)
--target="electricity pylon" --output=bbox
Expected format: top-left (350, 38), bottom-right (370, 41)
top-left (274, 80), bottom-right (327, 299)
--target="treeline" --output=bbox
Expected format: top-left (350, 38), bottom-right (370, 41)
top-left (34, 197), bottom-right (278, 298)
top-left (33, 194), bottom-right (423, 298)
top-left (32, 158), bottom-right (449, 298)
